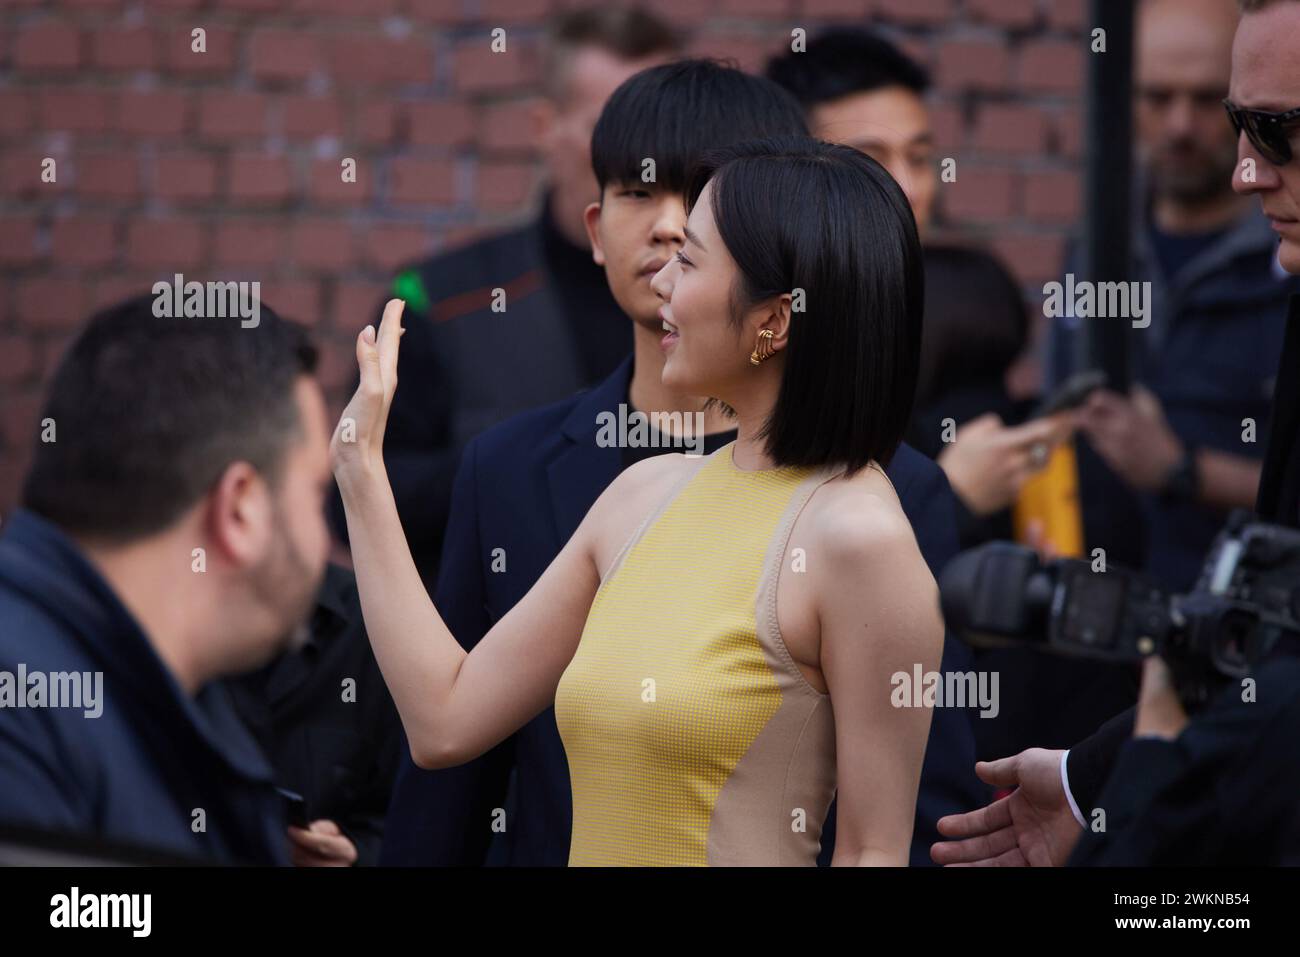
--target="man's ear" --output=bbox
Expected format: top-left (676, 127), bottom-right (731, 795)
top-left (583, 200), bottom-right (606, 266)
top-left (205, 461), bottom-right (272, 570)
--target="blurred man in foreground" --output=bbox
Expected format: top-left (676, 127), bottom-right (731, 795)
top-left (0, 294), bottom-right (331, 864)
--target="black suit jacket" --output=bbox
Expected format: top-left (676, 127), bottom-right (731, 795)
top-left (379, 357), bottom-right (989, 867)
top-left (1258, 295), bottom-right (1300, 527)
top-left (1068, 649), bottom-right (1300, 865)
top-left (1065, 295), bottom-right (1300, 863)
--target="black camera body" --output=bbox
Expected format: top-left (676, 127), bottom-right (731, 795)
top-left (940, 512), bottom-right (1300, 711)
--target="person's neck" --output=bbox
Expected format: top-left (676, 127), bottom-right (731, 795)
top-left (1153, 189), bottom-right (1249, 235)
top-left (75, 532), bottom-right (214, 697)
top-left (721, 374), bottom-right (782, 471)
top-left (627, 324), bottom-right (735, 436)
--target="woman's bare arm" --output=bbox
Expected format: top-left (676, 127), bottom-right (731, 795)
top-left (333, 301), bottom-right (606, 769)
top-left (813, 496), bottom-right (945, 866)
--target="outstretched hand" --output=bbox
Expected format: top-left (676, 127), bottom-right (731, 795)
top-left (331, 298), bottom-right (405, 483)
top-left (930, 748), bottom-right (1082, 866)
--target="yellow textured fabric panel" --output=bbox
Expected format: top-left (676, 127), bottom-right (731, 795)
top-left (554, 447), bottom-right (816, 866)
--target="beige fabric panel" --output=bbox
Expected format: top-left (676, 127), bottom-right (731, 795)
top-left (707, 466), bottom-right (841, 866)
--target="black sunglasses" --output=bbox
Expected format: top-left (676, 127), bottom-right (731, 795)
top-left (1223, 99), bottom-right (1300, 165)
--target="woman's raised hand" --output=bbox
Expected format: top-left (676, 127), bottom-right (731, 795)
top-left (331, 298), bottom-right (405, 483)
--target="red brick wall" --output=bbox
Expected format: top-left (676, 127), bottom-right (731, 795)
top-left (0, 0), bottom-right (1087, 513)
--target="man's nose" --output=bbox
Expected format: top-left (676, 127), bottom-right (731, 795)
top-left (1164, 96), bottom-right (1196, 138)
top-left (1232, 133), bottom-right (1279, 194)
top-left (650, 208), bottom-right (685, 246)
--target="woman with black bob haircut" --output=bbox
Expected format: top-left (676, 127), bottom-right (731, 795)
top-left (676, 134), bottom-right (924, 472)
top-left (333, 135), bottom-right (943, 866)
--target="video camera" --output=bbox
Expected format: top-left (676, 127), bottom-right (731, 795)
top-left (939, 512), bottom-right (1300, 712)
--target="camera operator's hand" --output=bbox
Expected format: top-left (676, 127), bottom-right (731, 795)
top-left (288, 819), bottom-right (359, 867)
top-left (937, 412), bottom-right (1076, 516)
top-left (1077, 386), bottom-right (1184, 492)
top-left (1134, 656), bottom-right (1190, 741)
top-left (930, 749), bottom-right (1082, 866)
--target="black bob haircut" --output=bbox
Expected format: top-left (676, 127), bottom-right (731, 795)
top-left (22, 293), bottom-right (318, 543)
top-left (685, 135), bottom-right (924, 473)
top-left (591, 58), bottom-right (809, 195)
top-left (764, 27), bottom-right (930, 111)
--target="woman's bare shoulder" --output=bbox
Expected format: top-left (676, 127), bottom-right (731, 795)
top-left (609, 449), bottom-right (701, 496)
top-left (801, 464), bottom-right (918, 565)
top-left (798, 464), bottom-right (941, 652)
top-left (579, 450), bottom-right (710, 567)
top-left (585, 451), bottom-right (703, 524)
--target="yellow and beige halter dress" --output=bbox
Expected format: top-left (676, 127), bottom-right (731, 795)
top-left (554, 441), bottom-right (845, 866)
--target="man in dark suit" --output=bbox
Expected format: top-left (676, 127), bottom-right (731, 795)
top-left (931, 0), bottom-right (1300, 867)
top-left (328, 8), bottom-right (680, 587)
top-left (380, 60), bottom-right (987, 868)
top-left (930, 300), bottom-right (1300, 868)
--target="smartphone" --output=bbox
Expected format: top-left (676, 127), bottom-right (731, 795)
top-left (1032, 370), bottom-right (1106, 419)
top-left (277, 787), bottom-right (310, 829)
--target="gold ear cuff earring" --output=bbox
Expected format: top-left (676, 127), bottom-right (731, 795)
top-left (750, 329), bottom-right (775, 365)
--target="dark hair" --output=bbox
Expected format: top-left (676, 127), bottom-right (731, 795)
top-left (591, 59), bottom-right (809, 194)
top-left (915, 246), bottom-right (1029, 409)
top-left (22, 293), bottom-right (319, 543)
top-left (764, 27), bottom-right (930, 111)
top-left (685, 135), bottom-right (923, 472)
top-left (544, 6), bottom-right (684, 101)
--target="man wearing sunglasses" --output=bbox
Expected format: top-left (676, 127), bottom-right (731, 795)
top-left (1224, 101), bottom-right (1300, 169)
top-left (1231, 0), bottom-right (1300, 526)
top-left (934, 0), bottom-right (1300, 867)
top-left (1046, 0), bottom-right (1300, 604)
top-left (1004, 0), bottom-right (1300, 790)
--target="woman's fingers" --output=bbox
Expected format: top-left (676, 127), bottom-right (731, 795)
top-left (349, 299), bottom-right (405, 418)
top-left (376, 298), bottom-right (405, 391)
top-left (350, 299), bottom-right (405, 418)
top-left (356, 323), bottom-right (381, 398)
top-left (333, 305), bottom-right (405, 477)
